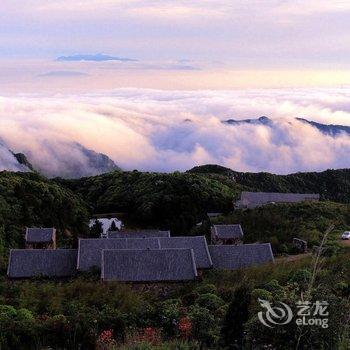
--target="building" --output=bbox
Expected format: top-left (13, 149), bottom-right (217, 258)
top-left (211, 224), bottom-right (244, 244)
top-left (158, 236), bottom-right (213, 269)
top-left (208, 243), bottom-right (274, 270)
top-left (25, 228), bottom-right (56, 249)
top-left (7, 249), bottom-right (77, 278)
top-left (108, 230), bottom-right (170, 239)
top-left (9, 230), bottom-right (275, 281)
top-left (235, 191), bottom-right (320, 209)
top-left (102, 249), bottom-right (197, 282)
top-left (89, 218), bottom-right (122, 238)
top-left (77, 238), bottom-right (160, 270)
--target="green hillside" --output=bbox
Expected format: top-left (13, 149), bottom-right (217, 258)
top-left (210, 201), bottom-right (350, 253)
top-left (188, 165), bottom-right (350, 203)
top-left (0, 171), bottom-right (89, 269)
top-left (59, 171), bottom-right (239, 234)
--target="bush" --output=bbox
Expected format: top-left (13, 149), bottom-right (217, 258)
top-left (289, 268), bottom-right (312, 289)
top-left (194, 284), bottom-right (217, 295)
top-left (194, 293), bottom-right (224, 311)
top-left (188, 305), bottom-right (219, 347)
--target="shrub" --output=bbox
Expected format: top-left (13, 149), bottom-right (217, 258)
top-left (188, 305), bottom-right (219, 347)
top-left (288, 268), bottom-right (312, 289)
top-left (194, 284), bottom-right (217, 295)
top-left (195, 293), bottom-right (224, 311)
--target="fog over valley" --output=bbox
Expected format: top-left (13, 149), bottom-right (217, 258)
top-left (1, 88), bottom-right (350, 177)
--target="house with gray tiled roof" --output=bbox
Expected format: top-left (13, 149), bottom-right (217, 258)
top-left (159, 236), bottom-right (212, 269)
top-left (108, 230), bottom-right (171, 239)
top-left (235, 191), bottom-right (320, 209)
top-left (25, 227), bottom-right (56, 249)
top-left (77, 238), bottom-right (161, 271)
top-left (101, 248), bottom-right (197, 282)
top-left (211, 224), bottom-right (244, 245)
top-left (208, 243), bottom-right (274, 270)
top-left (8, 227), bottom-right (275, 281)
top-left (7, 249), bottom-right (77, 278)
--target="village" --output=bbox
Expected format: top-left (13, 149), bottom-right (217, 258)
top-left (7, 191), bottom-right (321, 282)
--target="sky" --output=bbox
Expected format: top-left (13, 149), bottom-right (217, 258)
top-left (0, 1), bottom-right (350, 175)
top-left (1, 0), bottom-right (350, 91)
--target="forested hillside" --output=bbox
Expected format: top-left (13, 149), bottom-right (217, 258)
top-left (59, 171), bottom-right (238, 234)
top-left (0, 171), bottom-right (89, 269)
top-left (58, 166), bottom-right (350, 235)
top-left (188, 165), bottom-right (350, 203)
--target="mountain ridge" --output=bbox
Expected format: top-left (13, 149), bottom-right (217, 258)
top-left (223, 116), bottom-right (350, 136)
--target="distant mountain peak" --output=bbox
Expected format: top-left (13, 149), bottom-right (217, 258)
top-left (223, 116), bottom-right (350, 137)
top-left (296, 117), bottom-right (350, 136)
top-left (224, 116), bottom-right (272, 126)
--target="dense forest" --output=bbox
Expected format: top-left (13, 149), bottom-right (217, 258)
top-left (189, 165), bottom-right (350, 203)
top-left (0, 167), bottom-right (349, 349)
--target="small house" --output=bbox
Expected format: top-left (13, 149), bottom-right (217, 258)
top-left (235, 191), bottom-right (320, 209)
top-left (208, 243), bottom-right (274, 270)
top-left (25, 228), bottom-right (56, 249)
top-left (211, 224), bottom-right (244, 245)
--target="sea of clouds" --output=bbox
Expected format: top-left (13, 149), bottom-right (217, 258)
top-left (0, 88), bottom-right (350, 177)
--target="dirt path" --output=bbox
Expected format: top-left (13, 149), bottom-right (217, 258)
top-left (275, 253), bottom-right (312, 263)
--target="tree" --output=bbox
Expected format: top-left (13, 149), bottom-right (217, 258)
top-left (109, 220), bottom-right (118, 232)
top-left (220, 284), bottom-right (252, 349)
top-left (90, 219), bottom-right (103, 238)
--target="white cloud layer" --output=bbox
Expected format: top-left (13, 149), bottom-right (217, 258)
top-left (0, 88), bottom-right (349, 177)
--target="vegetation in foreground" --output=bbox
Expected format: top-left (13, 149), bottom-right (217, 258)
top-left (0, 247), bottom-right (349, 349)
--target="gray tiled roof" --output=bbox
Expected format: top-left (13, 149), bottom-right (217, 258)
top-left (102, 249), bottom-right (197, 282)
top-left (25, 228), bottom-right (55, 243)
top-left (108, 230), bottom-right (171, 239)
top-left (7, 249), bottom-right (77, 278)
top-left (77, 238), bottom-right (161, 271)
top-left (208, 243), bottom-right (274, 270)
top-left (159, 236), bottom-right (212, 269)
top-left (213, 225), bottom-right (243, 239)
top-left (238, 191), bottom-right (319, 208)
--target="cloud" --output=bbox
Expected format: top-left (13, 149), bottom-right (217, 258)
top-left (0, 88), bottom-right (349, 177)
top-left (56, 53), bottom-right (137, 62)
top-left (38, 70), bottom-right (89, 77)
top-left (0, 140), bottom-right (29, 172)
